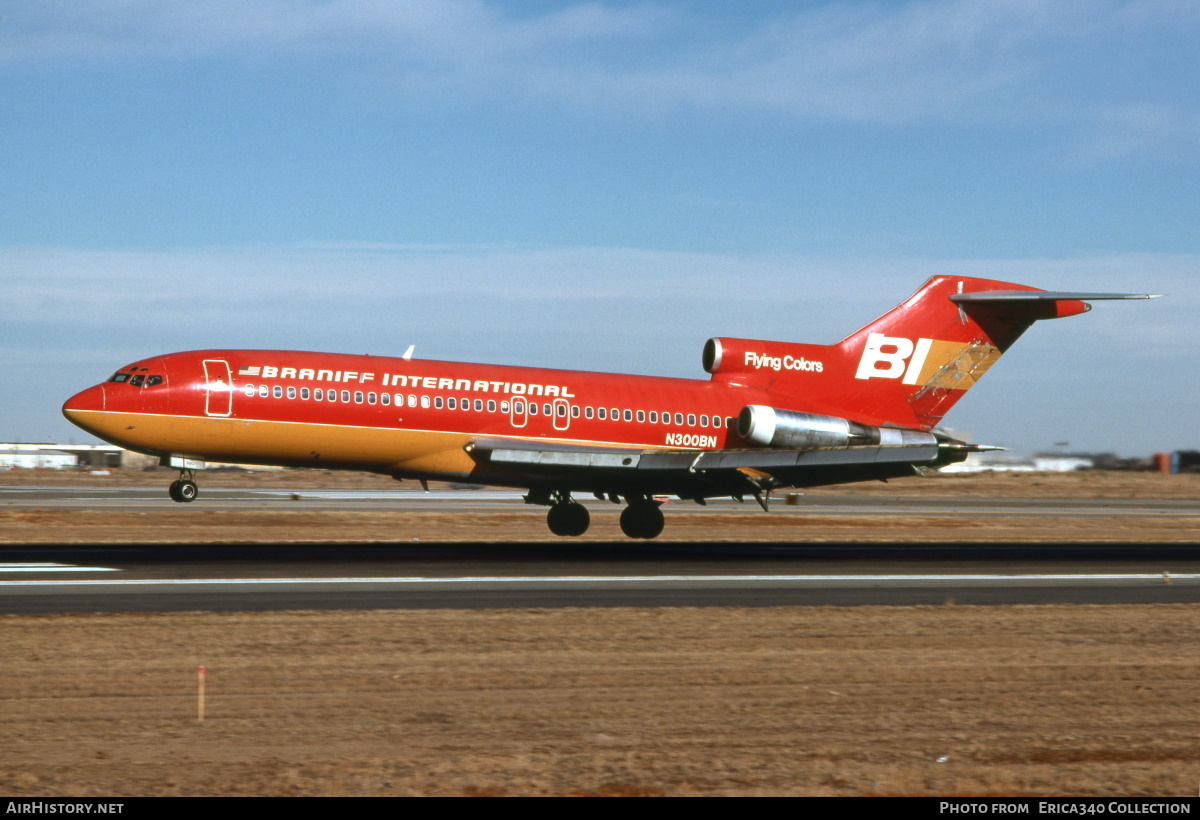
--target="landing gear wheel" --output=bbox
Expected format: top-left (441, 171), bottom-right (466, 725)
top-left (620, 502), bottom-right (664, 539)
top-left (547, 502), bottom-right (590, 536)
top-left (169, 479), bottom-right (198, 503)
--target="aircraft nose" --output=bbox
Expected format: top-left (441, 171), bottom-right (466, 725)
top-left (62, 384), bottom-right (106, 426)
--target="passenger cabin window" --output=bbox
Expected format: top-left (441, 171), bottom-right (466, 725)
top-left (287, 387), bottom-right (296, 399)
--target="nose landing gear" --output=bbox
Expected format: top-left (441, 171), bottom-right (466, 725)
top-left (168, 470), bottom-right (199, 503)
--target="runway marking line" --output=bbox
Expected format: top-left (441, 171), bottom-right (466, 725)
top-left (1, 573), bottom-right (1198, 587)
top-left (0, 563), bottom-right (118, 573)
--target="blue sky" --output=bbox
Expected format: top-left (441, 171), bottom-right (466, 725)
top-left (2, 0), bottom-right (1196, 456)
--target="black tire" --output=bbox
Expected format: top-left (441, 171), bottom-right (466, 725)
top-left (547, 502), bottom-right (590, 537)
top-left (177, 479), bottom-right (199, 503)
top-left (619, 502), bottom-right (664, 539)
top-left (168, 480), bottom-right (183, 502)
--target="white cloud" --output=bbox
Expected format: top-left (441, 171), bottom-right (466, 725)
top-left (4, 0), bottom-right (1197, 143)
top-left (3, 242), bottom-right (1189, 348)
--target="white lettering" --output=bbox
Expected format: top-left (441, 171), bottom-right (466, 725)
top-left (743, 351), bottom-right (823, 373)
top-left (855, 333), bottom-right (915, 380)
top-left (665, 433), bottom-right (718, 448)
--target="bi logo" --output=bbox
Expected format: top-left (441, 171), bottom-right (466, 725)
top-left (854, 333), bottom-right (934, 384)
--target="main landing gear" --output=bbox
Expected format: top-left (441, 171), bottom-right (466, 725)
top-left (168, 470), bottom-right (199, 503)
top-left (619, 498), bottom-right (664, 540)
top-left (546, 493), bottom-right (590, 537)
top-left (529, 490), bottom-right (664, 539)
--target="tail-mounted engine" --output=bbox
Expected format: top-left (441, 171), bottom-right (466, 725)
top-left (737, 405), bottom-right (938, 449)
top-left (703, 337), bottom-right (827, 382)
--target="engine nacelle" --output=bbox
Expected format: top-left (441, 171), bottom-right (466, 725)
top-left (737, 405), bottom-right (937, 449)
top-left (703, 337), bottom-right (826, 378)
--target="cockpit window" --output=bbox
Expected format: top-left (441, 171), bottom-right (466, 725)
top-left (108, 371), bottom-right (164, 387)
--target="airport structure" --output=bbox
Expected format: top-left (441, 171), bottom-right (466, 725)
top-left (0, 443), bottom-right (155, 471)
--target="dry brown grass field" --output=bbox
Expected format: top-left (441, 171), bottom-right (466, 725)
top-left (1, 468), bottom-right (1198, 543)
top-left (1, 606), bottom-right (1198, 797)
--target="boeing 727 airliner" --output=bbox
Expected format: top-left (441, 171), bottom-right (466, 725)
top-left (62, 276), bottom-right (1155, 538)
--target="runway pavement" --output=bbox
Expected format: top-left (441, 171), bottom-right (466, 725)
top-left (4, 483), bottom-right (1198, 518)
top-left (2, 541), bottom-right (1199, 613)
top-left (3, 484), bottom-right (1197, 613)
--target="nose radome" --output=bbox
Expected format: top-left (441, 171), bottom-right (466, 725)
top-left (62, 383), bottom-right (106, 423)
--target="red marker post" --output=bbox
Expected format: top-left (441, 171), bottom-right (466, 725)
top-left (197, 666), bottom-right (206, 723)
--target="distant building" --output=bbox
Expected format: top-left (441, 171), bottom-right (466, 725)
top-left (0, 448), bottom-right (78, 470)
top-left (940, 451), bottom-right (1094, 473)
top-left (0, 443), bottom-right (152, 470)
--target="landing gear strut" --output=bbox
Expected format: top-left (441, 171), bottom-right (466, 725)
top-left (546, 493), bottom-right (590, 537)
top-left (620, 498), bottom-right (664, 539)
top-left (168, 470), bottom-right (199, 503)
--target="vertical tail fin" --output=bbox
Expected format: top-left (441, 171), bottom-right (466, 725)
top-left (707, 276), bottom-right (1155, 431)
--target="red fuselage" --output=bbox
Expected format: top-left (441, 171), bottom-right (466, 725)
top-left (62, 349), bottom-right (767, 489)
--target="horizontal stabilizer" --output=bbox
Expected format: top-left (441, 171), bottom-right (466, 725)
top-left (950, 291), bottom-right (1160, 302)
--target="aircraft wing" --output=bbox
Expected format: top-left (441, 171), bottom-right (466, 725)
top-left (465, 436), bottom-right (956, 501)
